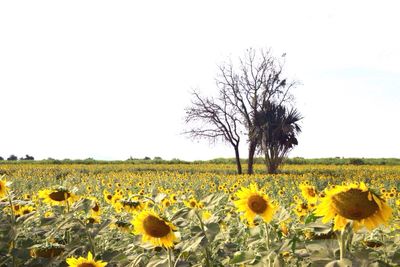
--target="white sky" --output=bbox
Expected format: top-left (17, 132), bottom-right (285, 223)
top-left (1, 0), bottom-right (399, 161)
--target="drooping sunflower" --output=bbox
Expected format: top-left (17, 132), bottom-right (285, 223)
top-left (315, 182), bottom-right (392, 231)
top-left (110, 219), bottom-right (132, 233)
top-left (132, 209), bottom-right (177, 248)
top-left (38, 188), bottom-right (78, 206)
top-left (66, 251), bottom-right (107, 267)
top-left (30, 243), bottom-right (65, 258)
top-left (114, 198), bottom-right (143, 213)
top-left (234, 183), bottom-right (278, 226)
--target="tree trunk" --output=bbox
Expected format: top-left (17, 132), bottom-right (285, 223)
top-left (267, 161), bottom-right (278, 174)
top-left (265, 149), bottom-right (280, 174)
top-left (234, 146), bottom-right (242, 174)
top-left (247, 141), bottom-right (257, 174)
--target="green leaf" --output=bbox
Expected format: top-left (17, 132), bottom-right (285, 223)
top-left (181, 235), bottom-right (205, 253)
top-left (392, 249), bottom-right (400, 264)
top-left (304, 213), bottom-right (318, 224)
top-left (147, 257), bottom-right (169, 267)
top-left (325, 258), bottom-right (352, 267)
top-left (230, 251), bottom-right (254, 264)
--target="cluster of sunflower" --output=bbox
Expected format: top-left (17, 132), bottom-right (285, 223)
top-left (1, 178), bottom-right (37, 218)
top-left (232, 180), bottom-right (393, 234)
top-left (1, 163), bottom-right (399, 266)
top-left (31, 184), bottom-right (179, 264)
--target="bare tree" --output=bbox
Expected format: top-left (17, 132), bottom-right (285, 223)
top-left (216, 48), bottom-right (297, 174)
top-left (184, 90), bottom-right (243, 174)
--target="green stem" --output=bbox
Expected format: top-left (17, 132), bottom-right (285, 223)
top-left (339, 229), bottom-right (346, 261)
top-left (194, 210), bottom-right (212, 267)
top-left (168, 248), bottom-right (174, 267)
top-left (75, 219), bottom-right (96, 257)
top-left (265, 223), bottom-right (270, 250)
top-left (7, 191), bottom-right (17, 267)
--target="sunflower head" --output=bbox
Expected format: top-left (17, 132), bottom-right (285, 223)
top-left (184, 197), bottom-right (199, 209)
top-left (132, 209), bottom-right (177, 248)
top-left (66, 251), bottom-right (107, 267)
top-left (38, 188), bottom-right (78, 206)
top-left (30, 243), bottom-right (65, 258)
top-left (299, 183), bottom-right (318, 204)
top-left (0, 179), bottom-right (9, 198)
top-left (18, 205), bottom-right (35, 216)
top-left (315, 182), bottom-right (392, 231)
top-left (111, 220), bottom-right (131, 233)
top-left (234, 183), bottom-right (277, 226)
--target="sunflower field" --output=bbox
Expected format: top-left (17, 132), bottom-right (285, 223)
top-left (0, 163), bottom-right (399, 266)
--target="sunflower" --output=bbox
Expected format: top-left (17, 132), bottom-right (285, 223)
top-left (161, 197), bottom-right (172, 208)
top-left (184, 197), bottom-right (199, 209)
top-left (315, 182), bottom-right (392, 231)
top-left (293, 201), bottom-right (309, 218)
top-left (38, 188), bottom-right (78, 206)
top-left (18, 205), bottom-right (35, 217)
top-left (202, 210), bottom-right (212, 221)
top-left (0, 179), bottom-right (9, 198)
top-left (132, 209), bottom-right (177, 248)
top-left (110, 219), bottom-right (131, 233)
top-left (91, 199), bottom-right (102, 216)
top-left (299, 184), bottom-right (318, 204)
top-left (114, 198), bottom-right (143, 213)
top-left (234, 183), bottom-right (278, 226)
top-left (87, 215), bottom-right (101, 225)
top-left (30, 243), bottom-right (65, 258)
top-left (66, 251), bottom-right (107, 267)
top-left (103, 190), bottom-right (114, 204)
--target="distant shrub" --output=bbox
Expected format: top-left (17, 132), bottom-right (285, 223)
top-left (7, 155), bottom-right (18, 161)
top-left (349, 158), bottom-right (365, 165)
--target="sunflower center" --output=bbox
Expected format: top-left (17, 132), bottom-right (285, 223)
top-left (332, 189), bottom-right (379, 220)
top-left (77, 263), bottom-right (96, 267)
top-left (92, 203), bottom-right (99, 212)
top-left (49, 191), bottom-right (70, 201)
top-left (247, 195), bottom-right (268, 214)
top-left (23, 209), bottom-right (31, 215)
top-left (307, 188), bottom-right (316, 197)
top-left (143, 215), bottom-right (171, 238)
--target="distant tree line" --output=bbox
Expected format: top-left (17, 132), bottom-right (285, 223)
top-left (0, 154), bottom-right (35, 161)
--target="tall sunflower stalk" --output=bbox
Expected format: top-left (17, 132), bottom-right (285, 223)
top-left (193, 209), bottom-right (212, 267)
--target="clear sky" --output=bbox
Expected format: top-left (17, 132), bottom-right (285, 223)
top-left (1, 1), bottom-right (399, 161)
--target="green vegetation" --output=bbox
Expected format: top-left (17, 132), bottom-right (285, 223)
top-left (1, 157), bottom-right (400, 166)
